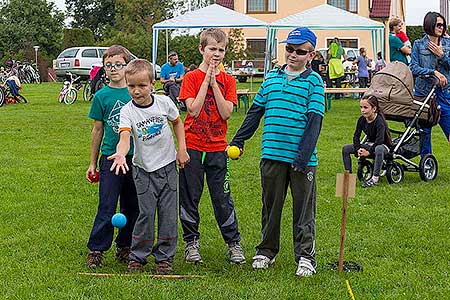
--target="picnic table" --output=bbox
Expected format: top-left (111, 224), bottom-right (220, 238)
top-left (236, 89), bottom-right (257, 113)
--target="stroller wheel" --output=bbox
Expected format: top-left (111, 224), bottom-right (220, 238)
top-left (386, 162), bottom-right (404, 184)
top-left (419, 154), bottom-right (438, 181)
top-left (357, 160), bottom-right (373, 182)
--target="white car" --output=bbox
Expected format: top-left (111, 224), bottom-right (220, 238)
top-left (55, 47), bottom-right (108, 79)
top-left (54, 46), bottom-right (160, 79)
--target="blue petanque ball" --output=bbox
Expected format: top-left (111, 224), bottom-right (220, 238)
top-left (111, 213), bottom-right (127, 229)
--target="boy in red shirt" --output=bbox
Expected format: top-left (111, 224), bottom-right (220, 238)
top-left (178, 28), bottom-right (245, 264)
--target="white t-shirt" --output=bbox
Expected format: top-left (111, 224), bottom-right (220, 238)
top-left (119, 94), bottom-right (179, 173)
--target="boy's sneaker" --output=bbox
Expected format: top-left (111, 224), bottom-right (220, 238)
top-left (252, 255), bottom-right (275, 269)
top-left (185, 240), bottom-right (202, 264)
top-left (362, 178), bottom-right (379, 188)
top-left (295, 257), bottom-right (316, 277)
top-left (86, 251), bottom-right (104, 269)
top-left (115, 247), bottom-right (130, 263)
top-left (127, 260), bottom-right (144, 272)
top-left (228, 242), bottom-right (246, 264)
top-left (156, 261), bottom-right (173, 275)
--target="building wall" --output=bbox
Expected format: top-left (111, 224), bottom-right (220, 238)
top-left (232, 0), bottom-right (400, 63)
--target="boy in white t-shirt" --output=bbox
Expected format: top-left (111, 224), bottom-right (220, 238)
top-left (108, 59), bottom-right (190, 274)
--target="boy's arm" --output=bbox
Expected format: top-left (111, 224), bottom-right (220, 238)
top-left (292, 113), bottom-right (323, 173)
top-left (230, 103), bottom-right (265, 150)
top-left (86, 120), bottom-right (103, 181)
top-left (185, 79), bottom-right (209, 118)
top-left (107, 130), bottom-right (131, 175)
top-left (171, 117), bottom-right (190, 168)
top-left (211, 83), bottom-right (234, 120)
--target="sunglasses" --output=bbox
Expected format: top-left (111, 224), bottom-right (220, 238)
top-left (436, 23), bottom-right (445, 28)
top-left (285, 45), bottom-right (311, 56)
top-left (104, 63), bottom-right (127, 70)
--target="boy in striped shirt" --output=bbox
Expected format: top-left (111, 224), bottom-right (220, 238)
top-left (230, 27), bottom-right (325, 277)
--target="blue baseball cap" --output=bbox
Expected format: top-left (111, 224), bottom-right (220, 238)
top-left (281, 27), bottom-right (317, 48)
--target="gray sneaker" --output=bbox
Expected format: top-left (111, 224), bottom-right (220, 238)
top-left (228, 242), bottom-right (246, 264)
top-left (185, 240), bottom-right (202, 264)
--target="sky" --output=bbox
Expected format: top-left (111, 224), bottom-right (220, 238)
top-left (52, 0), bottom-right (439, 26)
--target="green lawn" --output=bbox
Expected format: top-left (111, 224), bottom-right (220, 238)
top-left (1, 82), bottom-right (449, 299)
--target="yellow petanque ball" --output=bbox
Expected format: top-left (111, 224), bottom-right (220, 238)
top-left (227, 146), bottom-right (241, 159)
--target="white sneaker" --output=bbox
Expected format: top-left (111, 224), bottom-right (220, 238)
top-left (295, 257), bottom-right (316, 277)
top-left (185, 240), bottom-right (202, 264)
top-left (252, 255), bottom-right (275, 269)
top-left (228, 242), bottom-right (246, 264)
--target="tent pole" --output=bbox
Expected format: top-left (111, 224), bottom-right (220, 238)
top-left (166, 29), bottom-right (169, 62)
top-left (152, 29), bottom-right (159, 67)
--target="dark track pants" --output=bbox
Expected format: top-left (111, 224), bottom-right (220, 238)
top-left (256, 159), bottom-right (317, 267)
top-left (179, 149), bottom-right (241, 244)
top-left (87, 155), bottom-right (139, 252)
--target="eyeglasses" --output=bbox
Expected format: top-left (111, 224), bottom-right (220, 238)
top-left (104, 63), bottom-right (127, 70)
top-left (285, 45), bottom-right (311, 56)
top-left (436, 23), bottom-right (445, 28)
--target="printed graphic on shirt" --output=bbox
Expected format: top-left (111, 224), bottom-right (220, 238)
top-left (107, 100), bottom-right (128, 133)
top-left (136, 116), bottom-right (164, 142)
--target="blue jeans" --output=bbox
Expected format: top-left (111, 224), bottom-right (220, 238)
top-left (420, 89), bottom-right (450, 156)
top-left (87, 155), bottom-right (139, 252)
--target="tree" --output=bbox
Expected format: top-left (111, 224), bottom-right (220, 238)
top-left (62, 28), bottom-right (95, 49)
top-left (406, 26), bottom-right (425, 44)
top-left (0, 0), bottom-right (64, 62)
top-left (224, 28), bottom-right (249, 66)
top-left (101, 0), bottom-right (178, 60)
top-left (167, 33), bottom-right (202, 67)
top-left (65, 0), bottom-right (115, 40)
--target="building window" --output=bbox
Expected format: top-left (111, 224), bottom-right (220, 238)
top-left (246, 39), bottom-right (267, 59)
top-left (247, 0), bottom-right (276, 13)
top-left (327, 38), bottom-right (358, 49)
top-left (327, 0), bottom-right (358, 13)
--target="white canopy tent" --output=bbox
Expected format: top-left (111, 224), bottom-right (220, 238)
top-left (265, 4), bottom-right (385, 74)
top-left (152, 4), bottom-right (268, 66)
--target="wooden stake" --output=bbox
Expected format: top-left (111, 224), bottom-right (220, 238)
top-left (338, 171), bottom-right (350, 274)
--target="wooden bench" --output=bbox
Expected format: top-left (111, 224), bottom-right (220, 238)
top-left (324, 87), bottom-right (368, 112)
top-left (236, 89), bottom-right (257, 113)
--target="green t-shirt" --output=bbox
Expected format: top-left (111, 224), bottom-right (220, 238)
top-left (389, 33), bottom-right (408, 64)
top-left (88, 85), bottom-right (133, 156)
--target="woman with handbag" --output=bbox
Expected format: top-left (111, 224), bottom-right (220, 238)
top-left (410, 11), bottom-right (450, 156)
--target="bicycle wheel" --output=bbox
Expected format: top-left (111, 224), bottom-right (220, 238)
top-left (63, 89), bottom-right (77, 104)
top-left (83, 81), bottom-right (92, 101)
top-left (15, 94), bottom-right (28, 104)
top-left (34, 71), bottom-right (41, 84)
top-left (0, 87), bottom-right (5, 107)
top-left (94, 79), bottom-right (105, 94)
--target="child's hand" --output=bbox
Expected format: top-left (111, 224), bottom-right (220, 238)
top-left (176, 149), bottom-right (190, 168)
top-left (86, 165), bottom-right (97, 182)
top-left (107, 153), bottom-right (129, 175)
top-left (208, 62), bottom-right (218, 87)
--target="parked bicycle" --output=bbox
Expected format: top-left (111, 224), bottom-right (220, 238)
top-left (58, 72), bottom-right (82, 104)
top-left (4, 60), bottom-right (41, 84)
top-left (0, 76), bottom-right (28, 107)
top-left (83, 65), bottom-right (107, 101)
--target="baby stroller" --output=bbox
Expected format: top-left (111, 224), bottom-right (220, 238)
top-left (358, 61), bottom-right (439, 183)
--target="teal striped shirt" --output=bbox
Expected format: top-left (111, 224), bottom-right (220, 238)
top-left (253, 68), bottom-right (325, 165)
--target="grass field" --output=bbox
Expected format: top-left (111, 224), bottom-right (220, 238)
top-left (1, 82), bottom-right (449, 299)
